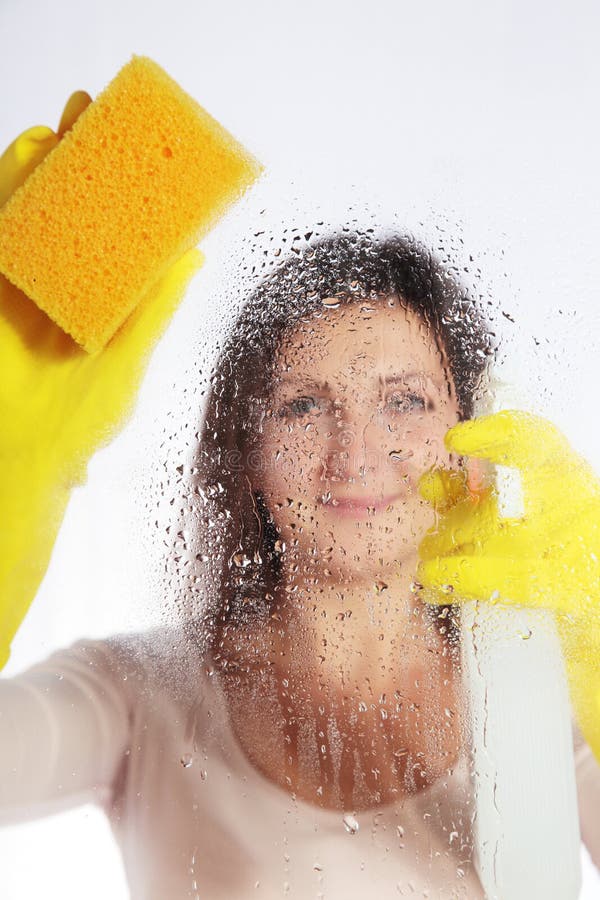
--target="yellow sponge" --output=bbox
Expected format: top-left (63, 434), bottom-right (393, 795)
top-left (0, 55), bottom-right (262, 352)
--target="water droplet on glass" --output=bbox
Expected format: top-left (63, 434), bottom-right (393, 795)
top-left (343, 814), bottom-right (360, 835)
top-left (232, 551), bottom-right (252, 568)
top-left (180, 753), bottom-right (193, 768)
top-left (389, 449), bottom-right (414, 462)
top-left (374, 579), bottom-right (388, 593)
top-left (322, 297), bottom-right (340, 309)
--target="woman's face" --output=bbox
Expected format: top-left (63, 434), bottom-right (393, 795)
top-left (256, 296), bottom-right (461, 583)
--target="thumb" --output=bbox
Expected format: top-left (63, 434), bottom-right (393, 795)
top-left (418, 466), bottom-right (471, 512)
top-left (57, 90), bottom-right (92, 137)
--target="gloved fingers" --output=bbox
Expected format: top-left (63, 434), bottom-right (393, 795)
top-left (420, 499), bottom-right (600, 608)
top-left (57, 91), bottom-right (92, 137)
top-left (444, 410), bottom-right (597, 523)
top-left (417, 553), bottom-right (548, 608)
top-left (419, 487), bottom-right (502, 561)
top-left (444, 410), bottom-right (572, 472)
top-left (418, 466), bottom-right (472, 512)
top-left (0, 125), bottom-right (59, 208)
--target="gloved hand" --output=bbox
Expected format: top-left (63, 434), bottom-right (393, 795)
top-left (0, 93), bottom-right (203, 670)
top-left (416, 409), bottom-right (600, 762)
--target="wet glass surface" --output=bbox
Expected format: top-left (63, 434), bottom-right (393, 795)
top-left (2, 2), bottom-right (600, 898)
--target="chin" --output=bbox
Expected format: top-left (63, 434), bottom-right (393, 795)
top-left (276, 506), bottom-right (426, 571)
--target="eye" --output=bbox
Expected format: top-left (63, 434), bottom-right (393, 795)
top-left (386, 392), bottom-right (428, 414)
top-left (280, 395), bottom-right (322, 418)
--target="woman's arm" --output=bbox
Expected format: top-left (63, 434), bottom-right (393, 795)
top-left (0, 637), bottom-right (133, 826)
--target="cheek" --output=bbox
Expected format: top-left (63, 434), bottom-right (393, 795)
top-left (259, 423), bottom-right (322, 493)
top-left (385, 407), bottom-right (458, 472)
top-left (254, 427), bottom-right (326, 545)
top-left (416, 412), bottom-right (457, 465)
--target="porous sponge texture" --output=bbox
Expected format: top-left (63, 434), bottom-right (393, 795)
top-left (0, 56), bottom-right (262, 352)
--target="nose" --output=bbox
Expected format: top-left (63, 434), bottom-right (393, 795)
top-left (323, 400), bottom-right (390, 482)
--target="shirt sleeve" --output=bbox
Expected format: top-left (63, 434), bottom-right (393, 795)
top-left (573, 722), bottom-right (600, 872)
top-left (0, 635), bottom-right (135, 826)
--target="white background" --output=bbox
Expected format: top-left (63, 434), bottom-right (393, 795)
top-left (1, 0), bottom-right (600, 896)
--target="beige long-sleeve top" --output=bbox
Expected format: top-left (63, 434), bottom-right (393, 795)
top-left (0, 626), bottom-right (598, 899)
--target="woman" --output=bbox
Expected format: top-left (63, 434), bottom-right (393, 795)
top-left (187, 230), bottom-right (489, 809)
top-left (0, 229), bottom-right (597, 898)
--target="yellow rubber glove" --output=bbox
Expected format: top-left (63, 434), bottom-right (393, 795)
top-left (0, 93), bottom-right (203, 670)
top-left (416, 410), bottom-right (600, 761)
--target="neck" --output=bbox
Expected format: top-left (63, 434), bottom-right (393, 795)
top-left (270, 550), bottom-right (441, 700)
top-left (218, 549), bottom-right (462, 812)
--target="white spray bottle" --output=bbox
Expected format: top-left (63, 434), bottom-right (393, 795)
top-left (461, 378), bottom-right (581, 899)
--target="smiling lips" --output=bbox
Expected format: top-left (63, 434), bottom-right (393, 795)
top-left (323, 492), bottom-right (404, 518)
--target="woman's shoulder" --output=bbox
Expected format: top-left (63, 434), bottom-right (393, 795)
top-left (20, 623), bottom-right (214, 709)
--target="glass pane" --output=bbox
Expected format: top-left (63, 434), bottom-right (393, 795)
top-left (2, 2), bottom-right (600, 898)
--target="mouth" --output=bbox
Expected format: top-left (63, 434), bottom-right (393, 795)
top-left (321, 492), bottom-right (404, 518)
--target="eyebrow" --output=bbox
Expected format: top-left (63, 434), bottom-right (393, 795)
top-left (278, 372), bottom-right (443, 390)
top-left (383, 372), bottom-right (429, 386)
top-left (278, 376), bottom-right (331, 391)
